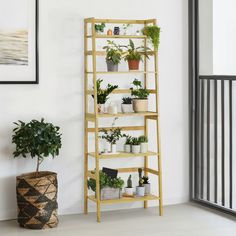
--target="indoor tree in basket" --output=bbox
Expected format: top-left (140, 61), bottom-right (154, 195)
top-left (12, 118), bottom-right (62, 230)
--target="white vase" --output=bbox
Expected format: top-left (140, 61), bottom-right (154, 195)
top-left (124, 187), bottom-right (134, 196)
top-left (144, 183), bottom-right (151, 195)
top-left (111, 144), bottom-right (117, 153)
top-left (98, 104), bottom-right (106, 113)
top-left (140, 142), bottom-right (148, 153)
top-left (136, 186), bottom-right (145, 197)
top-left (132, 145), bottom-right (140, 154)
top-left (121, 104), bottom-right (133, 113)
top-left (108, 103), bottom-right (118, 114)
top-left (124, 144), bottom-right (131, 153)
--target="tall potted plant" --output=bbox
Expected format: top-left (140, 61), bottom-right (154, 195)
top-left (12, 119), bottom-right (62, 230)
top-left (103, 40), bottom-right (123, 71)
top-left (92, 79), bottom-right (118, 113)
top-left (130, 79), bottom-right (150, 112)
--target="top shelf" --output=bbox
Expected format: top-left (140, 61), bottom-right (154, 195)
top-left (84, 18), bottom-right (156, 24)
top-left (86, 35), bottom-right (147, 39)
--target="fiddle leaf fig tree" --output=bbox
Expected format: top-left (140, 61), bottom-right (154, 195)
top-left (12, 118), bottom-right (62, 174)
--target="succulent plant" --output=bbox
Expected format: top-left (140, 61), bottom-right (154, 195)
top-left (142, 176), bottom-right (149, 184)
top-left (138, 135), bottom-right (148, 143)
top-left (131, 137), bottom-right (140, 146)
top-left (122, 97), bottom-right (132, 104)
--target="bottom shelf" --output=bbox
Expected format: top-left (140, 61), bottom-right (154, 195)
top-left (88, 194), bottom-right (159, 205)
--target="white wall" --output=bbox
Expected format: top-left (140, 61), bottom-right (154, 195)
top-left (0, 0), bottom-right (189, 221)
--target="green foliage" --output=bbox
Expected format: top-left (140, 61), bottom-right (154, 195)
top-left (124, 135), bottom-right (133, 145)
top-left (12, 118), bottom-right (62, 172)
top-left (122, 97), bottom-right (132, 104)
top-left (88, 170), bottom-right (124, 192)
top-left (142, 176), bottom-right (149, 184)
top-left (100, 118), bottom-right (125, 144)
top-left (95, 23), bottom-right (106, 33)
top-left (92, 79), bottom-right (118, 104)
top-left (103, 40), bottom-right (123, 65)
top-left (138, 168), bottom-right (144, 187)
top-left (143, 25), bottom-right (161, 50)
top-left (131, 137), bottom-right (140, 146)
top-left (127, 175), bottom-right (132, 188)
top-left (130, 79), bottom-right (150, 99)
top-left (138, 135), bottom-right (148, 143)
top-left (122, 39), bottom-right (150, 61)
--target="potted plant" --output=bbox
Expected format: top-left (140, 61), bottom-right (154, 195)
top-left (88, 170), bottom-right (124, 200)
top-left (142, 25), bottom-right (161, 50)
top-left (100, 118), bottom-right (125, 153)
top-left (138, 135), bottom-right (148, 153)
top-left (124, 135), bottom-right (132, 153)
top-left (12, 118), bottom-right (62, 230)
top-left (121, 97), bottom-right (133, 113)
top-left (130, 79), bottom-right (150, 112)
top-left (122, 23), bottom-right (132, 35)
top-left (124, 175), bottom-right (134, 196)
top-left (103, 40), bottom-right (123, 71)
top-left (142, 176), bottom-right (151, 195)
top-left (136, 168), bottom-right (145, 197)
top-left (131, 137), bottom-right (140, 154)
top-left (95, 23), bottom-right (106, 34)
top-left (123, 39), bottom-right (150, 70)
top-left (92, 79), bottom-right (118, 113)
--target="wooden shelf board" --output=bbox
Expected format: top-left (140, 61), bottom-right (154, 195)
top-left (88, 194), bottom-right (159, 204)
top-left (98, 111), bottom-right (158, 118)
top-left (86, 71), bottom-right (157, 74)
top-left (88, 151), bottom-right (158, 159)
top-left (86, 51), bottom-right (156, 56)
top-left (87, 89), bottom-right (156, 95)
top-left (87, 35), bottom-right (147, 39)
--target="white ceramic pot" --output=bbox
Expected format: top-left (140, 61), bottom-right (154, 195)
top-left (140, 142), bottom-right (148, 153)
top-left (111, 144), bottom-right (117, 153)
top-left (124, 144), bottom-right (131, 153)
top-left (136, 186), bottom-right (145, 197)
top-left (121, 104), bottom-right (133, 113)
top-left (132, 99), bottom-right (148, 112)
top-left (124, 187), bottom-right (134, 196)
top-left (144, 183), bottom-right (151, 195)
top-left (132, 145), bottom-right (140, 154)
top-left (108, 103), bottom-right (118, 114)
top-left (98, 104), bottom-right (106, 113)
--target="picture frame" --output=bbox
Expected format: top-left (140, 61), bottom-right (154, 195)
top-left (0, 0), bottom-right (38, 84)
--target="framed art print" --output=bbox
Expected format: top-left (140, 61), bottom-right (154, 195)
top-left (0, 0), bottom-right (38, 84)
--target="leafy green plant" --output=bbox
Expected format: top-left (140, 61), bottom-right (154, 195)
top-left (103, 40), bottom-right (123, 65)
top-left (100, 118), bottom-right (125, 144)
top-left (122, 39), bottom-right (150, 61)
top-left (95, 23), bottom-right (106, 33)
top-left (131, 137), bottom-right (140, 146)
top-left (12, 118), bottom-right (62, 174)
top-left (127, 175), bottom-right (132, 188)
top-left (138, 135), bottom-right (148, 143)
top-left (142, 25), bottom-right (161, 50)
top-left (124, 135), bottom-right (133, 145)
top-left (122, 97), bottom-right (132, 104)
top-left (142, 176), bottom-right (149, 184)
top-left (92, 79), bottom-right (118, 104)
top-left (88, 170), bottom-right (124, 192)
top-left (130, 79), bottom-right (150, 99)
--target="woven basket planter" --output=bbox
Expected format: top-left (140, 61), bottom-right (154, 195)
top-left (16, 171), bottom-right (58, 230)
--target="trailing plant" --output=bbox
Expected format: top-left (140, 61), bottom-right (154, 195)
top-left (130, 79), bottom-right (150, 99)
top-left (88, 170), bottom-right (124, 192)
top-left (12, 118), bottom-right (62, 174)
top-left (95, 23), bottom-right (106, 33)
top-left (100, 118), bottom-right (125, 144)
top-left (124, 135), bottom-right (133, 145)
top-left (92, 79), bottom-right (118, 104)
top-left (138, 168), bottom-right (144, 187)
top-left (122, 97), bottom-right (132, 104)
top-left (142, 25), bottom-right (161, 50)
top-left (131, 137), bottom-right (140, 146)
top-left (142, 176), bottom-right (149, 184)
top-left (138, 135), bottom-right (148, 143)
top-left (122, 39), bottom-right (150, 61)
top-left (127, 175), bottom-right (133, 188)
top-left (103, 40), bottom-right (123, 65)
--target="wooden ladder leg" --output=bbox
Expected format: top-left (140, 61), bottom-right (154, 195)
top-left (84, 120), bottom-right (88, 214)
top-left (144, 117), bottom-right (148, 209)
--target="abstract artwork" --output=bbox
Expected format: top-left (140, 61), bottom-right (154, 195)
top-left (0, 0), bottom-right (38, 84)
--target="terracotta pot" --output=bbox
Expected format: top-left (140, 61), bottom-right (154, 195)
top-left (128, 60), bottom-right (140, 70)
top-left (132, 99), bottom-right (148, 112)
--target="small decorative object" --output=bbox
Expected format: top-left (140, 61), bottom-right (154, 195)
top-left (142, 176), bottom-right (151, 195)
top-left (88, 170), bottom-right (124, 200)
top-left (138, 135), bottom-right (148, 153)
top-left (124, 175), bottom-right (134, 196)
top-left (103, 40), bottom-right (123, 72)
top-left (92, 79), bottom-right (118, 113)
top-left (121, 97), bottom-right (133, 113)
top-left (142, 25), bottom-right (161, 50)
top-left (136, 30), bottom-right (141, 36)
top-left (123, 39), bottom-right (150, 70)
top-left (95, 23), bottom-right (106, 34)
top-left (113, 26), bottom-right (120, 35)
top-left (107, 29), bottom-right (113, 35)
top-left (12, 118), bottom-right (62, 229)
top-left (131, 137), bottom-right (141, 154)
top-left (130, 79), bottom-right (150, 112)
top-left (122, 23), bottom-right (132, 35)
top-left (108, 102), bottom-right (118, 114)
top-left (100, 118), bottom-right (125, 153)
top-left (124, 135), bottom-right (132, 153)
top-left (136, 168), bottom-right (145, 197)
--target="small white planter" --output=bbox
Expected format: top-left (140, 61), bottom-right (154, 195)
top-left (124, 144), bottom-right (131, 153)
top-left (108, 103), bottom-right (118, 114)
top-left (111, 144), bottom-right (117, 153)
top-left (144, 183), bottom-right (151, 195)
top-left (140, 142), bottom-right (148, 153)
top-left (136, 186), bottom-right (145, 197)
top-left (132, 145), bottom-right (140, 154)
top-left (121, 104), bottom-right (133, 113)
top-left (97, 104), bottom-right (106, 113)
top-left (124, 187), bottom-right (134, 196)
